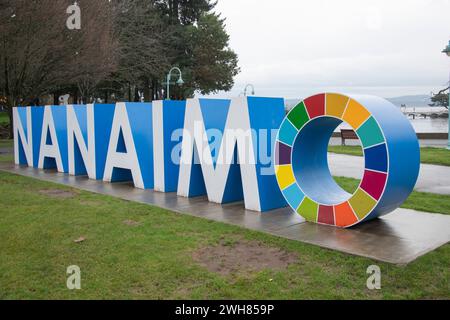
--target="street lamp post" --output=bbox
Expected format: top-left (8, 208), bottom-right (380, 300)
top-left (165, 67), bottom-right (184, 100)
top-left (243, 84), bottom-right (255, 96)
top-left (442, 41), bottom-right (450, 149)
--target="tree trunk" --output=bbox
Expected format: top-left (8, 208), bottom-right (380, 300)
top-left (134, 87), bottom-right (140, 102)
top-left (171, 0), bottom-right (179, 24)
top-left (159, 86), bottom-right (164, 101)
top-left (151, 79), bottom-right (156, 100)
top-left (73, 88), bottom-right (79, 104)
top-left (128, 83), bottom-right (132, 102)
top-left (143, 78), bottom-right (151, 102)
top-left (7, 105), bottom-right (13, 139)
top-left (53, 92), bottom-right (59, 105)
top-left (4, 56), bottom-right (13, 139)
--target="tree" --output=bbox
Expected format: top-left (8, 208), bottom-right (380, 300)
top-left (430, 87), bottom-right (449, 110)
top-left (154, 0), bottom-right (217, 25)
top-left (70, 1), bottom-right (118, 103)
top-left (153, 0), bottom-right (239, 99)
top-left (189, 13), bottom-right (240, 95)
top-left (0, 0), bottom-right (240, 135)
top-left (0, 0), bottom-right (117, 137)
top-left (111, 0), bottom-right (171, 102)
top-left (1, 0), bottom-right (70, 138)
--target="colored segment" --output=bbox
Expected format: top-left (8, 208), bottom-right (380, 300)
top-left (326, 93), bottom-right (349, 118)
top-left (287, 102), bottom-right (310, 130)
top-left (274, 92), bottom-right (419, 228)
top-left (364, 143), bottom-right (388, 173)
top-left (275, 141), bottom-right (292, 165)
top-left (297, 198), bottom-right (318, 222)
top-left (282, 183), bottom-right (305, 210)
top-left (303, 94), bottom-right (325, 119)
top-left (342, 99), bottom-right (371, 129)
top-left (357, 116), bottom-right (385, 148)
top-left (318, 205), bottom-right (335, 225)
top-left (349, 189), bottom-right (377, 220)
top-left (334, 202), bottom-right (358, 227)
top-left (275, 165), bottom-right (295, 190)
top-left (278, 120), bottom-right (298, 146)
top-left (360, 170), bottom-right (387, 200)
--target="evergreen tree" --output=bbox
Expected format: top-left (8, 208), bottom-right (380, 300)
top-left (153, 0), bottom-right (239, 99)
top-left (430, 87), bottom-right (449, 110)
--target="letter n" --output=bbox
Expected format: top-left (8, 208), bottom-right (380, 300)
top-left (13, 107), bottom-right (33, 166)
top-left (67, 104), bottom-right (96, 179)
top-left (38, 106), bottom-right (67, 172)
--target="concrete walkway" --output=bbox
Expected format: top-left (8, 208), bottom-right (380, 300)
top-left (329, 137), bottom-right (448, 148)
top-left (1, 164), bottom-right (449, 264)
top-left (2, 145), bottom-right (449, 194)
top-left (328, 153), bottom-right (450, 195)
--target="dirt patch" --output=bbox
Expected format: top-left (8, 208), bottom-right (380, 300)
top-left (192, 240), bottom-right (298, 276)
top-left (39, 189), bottom-right (77, 199)
top-left (123, 219), bottom-right (141, 227)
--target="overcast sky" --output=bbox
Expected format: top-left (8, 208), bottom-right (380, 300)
top-left (203, 0), bottom-right (450, 99)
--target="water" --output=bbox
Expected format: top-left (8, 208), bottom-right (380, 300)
top-left (286, 100), bottom-right (449, 134)
top-left (409, 118), bottom-right (448, 133)
top-left (335, 118), bottom-right (448, 134)
top-left (338, 118), bottom-right (448, 133)
top-left (400, 107), bottom-right (448, 133)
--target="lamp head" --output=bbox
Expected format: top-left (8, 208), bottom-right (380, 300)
top-left (177, 77), bottom-right (185, 86)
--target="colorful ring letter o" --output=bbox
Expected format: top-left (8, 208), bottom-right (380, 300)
top-left (275, 93), bottom-right (420, 228)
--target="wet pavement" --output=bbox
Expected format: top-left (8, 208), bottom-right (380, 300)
top-left (329, 137), bottom-right (448, 148)
top-left (328, 153), bottom-right (450, 195)
top-left (1, 163), bottom-right (449, 265)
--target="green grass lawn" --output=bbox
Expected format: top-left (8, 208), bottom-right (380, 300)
top-left (420, 147), bottom-right (450, 167)
top-left (329, 145), bottom-right (365, 157)
top-left (0, 112), bottom-right (8, 125)
top-left (0, 171), bottom-right (449, 299)
top-left (329, 145), bottom-right (450, 167)
top-left (0, 139), bottom-right (13, 164)
top-left (0, 139), bottom-right (13, 148)
top-left (334, 176), bottom-right (450, 215)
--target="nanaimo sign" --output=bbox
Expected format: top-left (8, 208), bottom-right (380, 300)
top-left (13, 93), bottom-right (420, 228)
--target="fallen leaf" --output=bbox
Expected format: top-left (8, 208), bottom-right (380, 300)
top-left (74, 237), bottom-right (86, 243)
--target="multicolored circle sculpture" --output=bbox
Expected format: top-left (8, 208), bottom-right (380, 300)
top-left (275, 93), bottom-right (420, 228)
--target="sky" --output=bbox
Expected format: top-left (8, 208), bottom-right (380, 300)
top-left (202, 0), bottom-right (450, 99)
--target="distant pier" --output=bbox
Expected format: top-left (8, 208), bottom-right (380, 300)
top-left (401, 106), bottom-right (448, 119)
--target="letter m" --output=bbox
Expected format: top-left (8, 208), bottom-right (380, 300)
top-left (177, 98), bottom-right (263, 211)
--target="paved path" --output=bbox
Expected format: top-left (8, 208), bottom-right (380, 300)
top-left (0, 147), bottom-right (12, 154)
top-left (329, 137), bottom-right (448, 148)
top-left (2, 145), bottom-right (448, 194)
top-left (1, 164), bottom-right (449, 264)
top-left (329, 153), bottom-right (450, 195)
